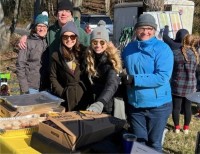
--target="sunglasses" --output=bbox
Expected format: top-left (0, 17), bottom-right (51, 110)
top-left (92, 40), bottom-right (106, 46)
top-left (62, 35), bottom-right (77, 40)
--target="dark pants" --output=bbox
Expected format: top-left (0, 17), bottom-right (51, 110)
top-left (127, 102), bottom-right (172, 152)
top-left (172, 95), bottom-right (192, 126)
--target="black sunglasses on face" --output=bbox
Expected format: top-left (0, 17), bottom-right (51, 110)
top-left (62, 35), bottom-right (77, 40)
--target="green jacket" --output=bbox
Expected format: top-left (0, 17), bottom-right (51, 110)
top-left (74, 17), bottom-right (90, 47)
top-left (46, 21), bottom-right (61, 59)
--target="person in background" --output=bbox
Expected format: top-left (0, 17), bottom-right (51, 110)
top-left (86, 20), bottom-right (122, 115)
top-left (164, 28), bottom-right (199, 134)
top-left (163, 26), bottom-right (189, 51)
top-left (121, 14), bottom-right (173, 152)
top-left (173, 34), bottom-right (199, 134)
top-left (73, 7), bottom-right (90, 47)
top-left (16, 13), bottom-right (49, 94)
top-left (196, 40), bottom-right (200, 118)
top-left (85, 23), bottom-right (92, 34)
top-left (50, 21), bottom-right (90, 111)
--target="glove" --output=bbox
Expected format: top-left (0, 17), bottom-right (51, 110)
top-left (87, 101), bottom-right (104, 114)
top-left (121, 73), bottom-right (134, 85)
top-left (163, 25), bottom-right (169, 36)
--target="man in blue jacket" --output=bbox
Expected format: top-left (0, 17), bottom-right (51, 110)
top-left (121, 13), bottom-right (174, 152)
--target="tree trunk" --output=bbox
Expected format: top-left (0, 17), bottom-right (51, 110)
top-left (10, 0), bottom-right (21, 34)
top-left (34, 0), bottom-right (41, 21)
top-left (105, 0), bottom-right (110, 16)
top-left (143, 0), bottom-right (164, 12)
top-left (73, 0), bottom-right (82, 7)
top-left (0, 1), bottom-right (11, 52)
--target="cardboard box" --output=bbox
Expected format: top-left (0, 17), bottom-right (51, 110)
top-left (30, 132), bottom-right (72, 153)
top-left (38, 111), bottom-right (126, 151)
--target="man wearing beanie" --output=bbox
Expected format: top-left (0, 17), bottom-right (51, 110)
top-left (16, 13), bottom-right (50, 94)
top-left (50, 21), bottom-right (91, 111)
top-left (121, 13), bottom-right (174, 152)
top-left (18, 0), bottom-right (74, 59)
top-left (86, 20), bottom-right (122, 115)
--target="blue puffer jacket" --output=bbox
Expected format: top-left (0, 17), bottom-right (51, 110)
top-left (122, 37), bottom-right (174, 108)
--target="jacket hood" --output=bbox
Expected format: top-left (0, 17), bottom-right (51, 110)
top-left (174, 29), bottom-right (189, 43)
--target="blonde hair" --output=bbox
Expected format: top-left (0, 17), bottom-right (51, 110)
top-left (181, 34), bottom-right (199, 64)
top-left (86, 42), bottom-right (122, 77)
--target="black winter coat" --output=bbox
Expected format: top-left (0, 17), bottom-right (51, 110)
top-left (89, 53), bottom-right (120, 114)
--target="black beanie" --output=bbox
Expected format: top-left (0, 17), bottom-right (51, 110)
top-left (57, 0), bottom-right (73, 14)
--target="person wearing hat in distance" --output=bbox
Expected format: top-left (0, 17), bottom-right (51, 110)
top-left (16, 13), bottom-right (49, 94)
top-left (121, 14), bottom-right (174, 152)
top-left (50, 21), bottom-right (90, 111)
top-left (17, 0), bottom-right (74, 58)
top-left (86, 20), bottom-right (122, 115)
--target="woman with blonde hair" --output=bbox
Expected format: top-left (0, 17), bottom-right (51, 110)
top-left (86, 20), bottom-right (122, 114)
top-left (170, 33), bottom-right (199, 134)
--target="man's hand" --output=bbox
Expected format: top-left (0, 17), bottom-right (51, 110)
top-left (18, 35), bottom-right (28, 49)
top-left (121, 73), bottom-right (134, 85)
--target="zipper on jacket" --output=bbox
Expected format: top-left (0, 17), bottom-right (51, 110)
top-left (154, 88), bottom-right (157, 98)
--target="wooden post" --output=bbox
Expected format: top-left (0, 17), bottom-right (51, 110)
top-left (0, 1), bottom-right (11, 51)
top-left (105, 0), bottom-right (110, 16)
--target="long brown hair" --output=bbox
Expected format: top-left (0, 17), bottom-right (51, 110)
top-left (181, 34), bottom-right (199, 64)
top-left (61, 38), bottom-right (81, 61)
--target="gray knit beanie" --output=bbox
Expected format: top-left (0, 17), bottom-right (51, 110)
top-left (90, 20), bottom-right (109, 42)
top-left (60, 21), bottom-right (79, 37)
top-left (134, 14), bottom-right (157, 30)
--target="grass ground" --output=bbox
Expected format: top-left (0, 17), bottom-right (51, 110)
top-left (0, 50), bottom-right (199, 154)
top-left (163, 107), bottom-right (200, 154)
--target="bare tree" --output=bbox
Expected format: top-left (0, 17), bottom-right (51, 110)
top-left (73, 0), bottom-right (82, 7)
top-left (34, 0), bottom-right (41, 21)
top-left (143, 0), bottom-right (164, 12)
top-left (10, 0), bottom-right (21, 34)
top-left (0, 1), bottom-right (11, 51)
top-left (105, 0), bottom-right (111, 16)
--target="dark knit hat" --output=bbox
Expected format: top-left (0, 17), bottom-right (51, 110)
top-left (60, 21), bottom-right (79, 37)
top-left (90, 20), bottom-right (109, 42)
top-left (34, 13), bottom-right (48, 27)
top-left (57, 0), bottom-right (73, 14)
top-left (175, 29), bottom-right (189, 43)
top-left (135, 14), bottom-right (157, 30)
